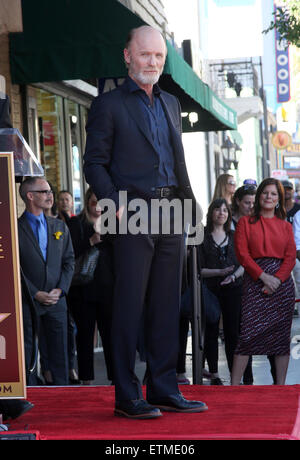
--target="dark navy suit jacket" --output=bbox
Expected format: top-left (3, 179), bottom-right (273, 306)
top-left (83, 77), bottom-right (201, 225)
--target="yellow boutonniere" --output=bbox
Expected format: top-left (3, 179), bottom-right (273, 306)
top-left (53, 231), bottom-right (63, 240)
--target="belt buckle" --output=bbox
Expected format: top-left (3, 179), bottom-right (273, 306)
top-left (160, 187), bottom-right (168, 198)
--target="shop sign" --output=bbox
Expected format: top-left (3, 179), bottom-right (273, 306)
top-left (274, 1), bottom-right (290, 103)
top-left (287, 143), bottom-right (300, 153)
top-left (43, 121), bottom-right (55, 146)
top-left (0, 153), bottom-right (26, 399)
top-left (271, 169), bottom-right (288, 180)
top-left (272, 130), bottom-right (292, 150)
top-left (283, 156), bottom-right (300, 170)
top-left (98, 78), bottom-right (125, 94)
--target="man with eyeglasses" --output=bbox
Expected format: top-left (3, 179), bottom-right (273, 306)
top-left (18, 177), bottom-right (74, 385)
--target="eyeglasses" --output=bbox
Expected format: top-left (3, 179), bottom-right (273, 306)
top-left (243, 185), bottom-right (256, 191)
top-left (29, 190), bottom-right (53, 195)
top-left (228, 181), bottom-right (236, 185)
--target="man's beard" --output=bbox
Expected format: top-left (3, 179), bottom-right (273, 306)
top-left (131, 69), bottom-right (161, 86)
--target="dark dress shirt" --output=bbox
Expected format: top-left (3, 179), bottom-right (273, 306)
top-left (127, 77), bottom-right (178, 188)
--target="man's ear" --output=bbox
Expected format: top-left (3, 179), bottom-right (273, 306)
top-left (26, 191), bottom-right (34, 202)
top-left (124, 48), bottom-right (131, 67)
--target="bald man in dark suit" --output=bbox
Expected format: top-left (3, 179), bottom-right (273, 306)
top-left (84, 26), bottom-right (206, 419)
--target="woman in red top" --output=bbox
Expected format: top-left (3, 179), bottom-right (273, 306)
top-left (231, 178), bottom-right (296, 385)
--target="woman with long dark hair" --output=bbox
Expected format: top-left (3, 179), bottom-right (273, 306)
top-left (199, 198), bottom-right (245, 384)
top-left (232, 178), bottom-right (296, 385)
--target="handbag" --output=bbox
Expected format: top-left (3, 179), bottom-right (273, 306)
top-left (72, 246), bottom-right (100, 286)
top-left (202, 282), bottom-right (221, 325)
top-left (181, 283), bottom-right (221, 325)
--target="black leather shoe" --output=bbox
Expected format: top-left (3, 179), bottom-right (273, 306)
top-left (210, 377), bottom-right (223, 385)
top-left (0, 400), bottom-right (34, 421)
top-left (148, 394), bottom-right (208, 413)
top-left (114, 399), bottom-right (162, 419)
top-left (69, 378), bottom-right (81, 385)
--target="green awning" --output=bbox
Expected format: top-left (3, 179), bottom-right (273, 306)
top-left (9, 0), bottom-right (143, 84)
top-left (9, 0), bottom-right (237, 132)
top-left (160, 42), bottom-right (237, 131)
top-left (229, 130), bottom-right (244, 146)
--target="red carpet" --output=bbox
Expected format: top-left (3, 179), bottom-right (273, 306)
top-left (4, 385), bottom-right (300, 440)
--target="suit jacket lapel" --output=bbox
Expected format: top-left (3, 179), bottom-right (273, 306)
top-left (19, 213), bottom-right (45, 262)
top-left (122, 90), bottom-right (158, 154)
top-left (158, 93), bottom-right (181, 142)
top-left (158, 92), bottom-right (185, 162)
top-left (46, 217), bottom-right (56, 264)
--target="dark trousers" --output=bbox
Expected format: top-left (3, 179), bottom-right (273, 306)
top-left (22, 300), bottom-right (36, 385)
top-left (111, 232), bottom-right (184, 402)
top-left (39, 308), bottom-right (77, 379)
top-left (204, 285), bottom-right (253, 383)
top-left (38, 306), bottom-right (68, 385)
top-left (71, 294), bottom-right (113, 382)
top-left (176, 316), bottom-right (190, 374)
top-left (67, 309), bottom-right (77, 371)
top-left (23, 300), bottom-right (68, 385)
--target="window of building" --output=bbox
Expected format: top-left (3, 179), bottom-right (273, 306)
top-left (29, 87), bottom-right (89, 214)
top-left (36, 89), bottom-right (65, 196)
top-left (65, 100), bottom-right (88, 214)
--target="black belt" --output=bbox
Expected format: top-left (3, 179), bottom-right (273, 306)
top-left (155, 186), bottom-right (177, 198)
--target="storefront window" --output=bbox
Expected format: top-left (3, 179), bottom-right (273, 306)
top-left (33, 88), bottom-right (88, 214)
top-left (66, 100), bottom-right (85, 214)
top-left (36, 89), bottom-right (65, 196)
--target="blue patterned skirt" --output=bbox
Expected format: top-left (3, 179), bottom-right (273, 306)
top-left (235, 258), bottom-right (295, 356)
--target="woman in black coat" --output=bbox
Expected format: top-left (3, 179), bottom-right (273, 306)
top-left (198, 198), bottom-right (251, 385)
top-left (67, 188), bottom-right (114, 384)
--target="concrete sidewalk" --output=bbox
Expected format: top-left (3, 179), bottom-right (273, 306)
top-left (91, 317), bottom-right (300, 387)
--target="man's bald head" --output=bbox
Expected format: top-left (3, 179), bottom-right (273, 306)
top-left (124, 26), bottom-right (167, 87)
top-left (125, 26), bottom-right (167, 53)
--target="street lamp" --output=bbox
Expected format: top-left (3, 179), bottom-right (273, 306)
top-left (188, 112), bottom-right (198, 127)
top-left (233, 141), bottom-right (242, 165)
top-left (221, 136), bottom-right (239, 170)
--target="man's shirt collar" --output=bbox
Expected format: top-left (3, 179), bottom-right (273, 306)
top-left (126, 76), bottom-right (161, 96)
top-left (25, 210), bottom-right (46, 224)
